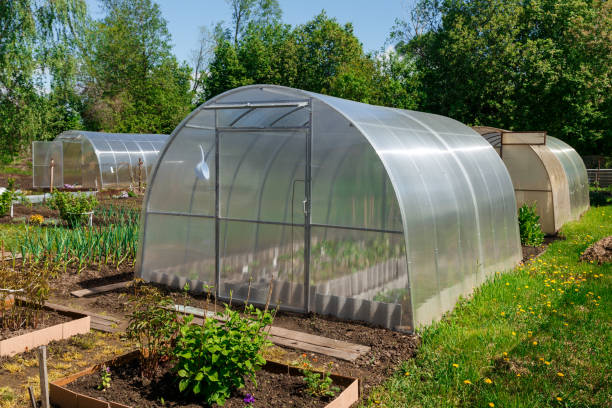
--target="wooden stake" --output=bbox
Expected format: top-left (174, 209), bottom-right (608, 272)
top-left (37, 346), bottom-right (49, 408)
top-left (49, 159), bottom-right (55, 194)
top-left (138, 157), bottom-right (143, 193)
top-left (28, 386), bottom-right (37, 408)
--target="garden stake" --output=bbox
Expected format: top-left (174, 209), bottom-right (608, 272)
top-left (49, 159), bottom-right (54, 194)
top-left (37, 345), bottom-right (50, 408)
top-left (28, 386), bottom-right (37, 408)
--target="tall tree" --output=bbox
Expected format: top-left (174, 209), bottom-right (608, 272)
top-left (393, 0), bottom-right (611, 155)
top-left (204, 11), bottom-right (419, 109)
top-left (0, 0), bottom-right (87, 163)
top-left (82, 0), bottom-right (192, 134)
top-left (225, 0), bottom-right (281, 45)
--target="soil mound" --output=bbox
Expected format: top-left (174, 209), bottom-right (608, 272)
top-left (580, 236), bottom-right (612, 264)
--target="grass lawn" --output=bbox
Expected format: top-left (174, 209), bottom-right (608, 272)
top-left (365, 205), bottom-right (611, 407)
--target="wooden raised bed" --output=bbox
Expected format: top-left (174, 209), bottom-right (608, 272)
top-left (0, 306), bottom-right (90, 357)
top-left (50, 351), bottom-right (360, 408)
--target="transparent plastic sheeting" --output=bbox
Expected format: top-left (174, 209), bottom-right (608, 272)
top-left (546, 136), bottom-right (590, 220)
top-left (32, 131), bottom-right (169, 188)
top-left (32, 141), bottom-right (64, 188)
top-left (138, 85), bottom-right (522, 331)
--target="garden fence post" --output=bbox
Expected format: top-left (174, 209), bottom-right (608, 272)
top-left (37, 345), bottom-right (49, 408)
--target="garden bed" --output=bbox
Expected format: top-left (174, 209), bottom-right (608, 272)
top-left (51, 351), bottom-right (359, 408)
top-left (0, 305), bottom-right (90, 356)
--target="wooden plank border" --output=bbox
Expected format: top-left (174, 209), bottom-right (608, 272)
top-left (50, 351), bottom-right (359, 408)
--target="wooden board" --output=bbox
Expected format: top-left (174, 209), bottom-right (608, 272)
top-left (174, 304), bottom-right (370, 361)
top-left (70, 281), bottom-right (131, 298)
top-left (0, 251), bottom-right (22, 261)
top-left (44, 301), bottom-right (124, 333)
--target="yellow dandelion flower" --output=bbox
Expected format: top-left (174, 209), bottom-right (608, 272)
top-left (544, 361), bottom-right (550, 365)
top-left (516, 373), bottom-right (521, 377)
top-left (452, 363), bottom-right (459, 368)
top-left (556, 397), bottom-right (562, 401)
top-left (502, 352), bottom-right (508, 356)
top-left (489, 403), bottom-right (495, 407)
top-left (463, 380), bottom-right (472, 385)
top-left (404, 371), bottom-right (410, 376)
top-left (512, 331), bottom-right (516, 336)
top-left (484, 378), bottom-right (493, 384)
top-left (532, 341), bottom-right (538, 345)
top-left (500, 312), bottom-right (505, 316)
top-left (557, 372), bottom-right (564, 377)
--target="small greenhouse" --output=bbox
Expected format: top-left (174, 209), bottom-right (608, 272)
top-left (474, 127), bottom-right (589, 234)
top-left (137, 85), bottom-right (522, 331)
top-left (32, 131), bottom-right (169, 189)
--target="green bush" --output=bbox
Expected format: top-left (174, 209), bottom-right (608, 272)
top-left (124, 284), bottom-right (180, 380)
top-left (47, 191), bottom-right (98, 226)
top-left (173, 304), bottom-right (274, 406)
top-left (0, 190), bottom-right (14, 217)
top-left (589, 185), bottom-right (612, 207)
top-left (518, 203), bottom-right (545, 246)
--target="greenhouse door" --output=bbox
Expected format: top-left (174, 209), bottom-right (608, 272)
top-left (214, 102), bottom-right (312, 312)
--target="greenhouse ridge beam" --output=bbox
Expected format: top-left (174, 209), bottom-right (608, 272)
top-left (202, 101), bottom-right (310, 109)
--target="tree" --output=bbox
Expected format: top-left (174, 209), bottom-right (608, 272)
top-left (81, 0), bottom-right (192, 134)
top-left (393, 0), bottom-right (611, 155)
top-left (226, 0), bottom-right (281, 45)
top-left (0, 0), bottom-right (88, 163)
top-left (204, 11), bottom-right (419, 109)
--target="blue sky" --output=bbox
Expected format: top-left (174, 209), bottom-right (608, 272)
top-left (85, 0), bottom-right (409, 65)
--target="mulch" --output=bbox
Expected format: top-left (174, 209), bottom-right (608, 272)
top-left (65, 357), bottom-right (345, 408)
top-left (580, 236), bottom-right (612, 264)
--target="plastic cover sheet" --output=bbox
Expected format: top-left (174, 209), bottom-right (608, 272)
top-left (139, 85), bottom-right (522, 330)
top-left (546, 136), bottom-right (590, 219)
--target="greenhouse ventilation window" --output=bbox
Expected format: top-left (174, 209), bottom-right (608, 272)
top-left (137, 85), bottom-right (523, 332)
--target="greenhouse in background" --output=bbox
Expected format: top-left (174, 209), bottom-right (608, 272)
top-left (32, 131), bottom-right (169, 189)
top-left (474, 127), bottom-right (589, 234)
top-left (137, 85), bottom-right (523, 331)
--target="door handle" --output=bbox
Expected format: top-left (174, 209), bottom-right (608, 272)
top-left (302, 199), bottom-right (308, 215)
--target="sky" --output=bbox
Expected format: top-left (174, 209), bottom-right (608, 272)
top-left (85, 0), bottom-right (409, 65)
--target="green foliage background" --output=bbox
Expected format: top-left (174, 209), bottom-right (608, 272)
top-left (1, 0), bottom-right (609, 164)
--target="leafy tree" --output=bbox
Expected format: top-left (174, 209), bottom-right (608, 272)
top-left (393, 0), bottom-right (611, 155)
top-left (204, 11), bottom-right (420, 109)
top-left (81, 0), bottom-right (192, 134)
top-left (226, 0), bottom-right (281, 45)
top-left (0, 0), bottom-right (87, 163)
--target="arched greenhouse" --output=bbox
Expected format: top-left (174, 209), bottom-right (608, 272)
top-left (137, 85), bottom-right (522, 331)
top-left (32, 131), bottom-right (168, 189)
top-left (474, 127), bottom-right (589, 234)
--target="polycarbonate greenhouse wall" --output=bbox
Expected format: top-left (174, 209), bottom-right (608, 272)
top-left (33, 131), bottom-right (168, 188)
top-left (137, 85), bottom-right (522, 331)
top-left (546, 136), bottom-right (590, 220)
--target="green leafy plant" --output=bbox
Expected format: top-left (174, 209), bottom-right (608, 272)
top-left (518, 203), bottom-right (545, 246)
top-left (0, 191), bottom-right (14, 217)
top-left (124, 283), bottom-right (180, 379)
top-left (47, 191), bottom-right (98, 227)
top-left (97, 365), bottom-right (111, 390)
top-left (173, 303), bottom-right (274, 406)
top-left (299, 358), bottom-right (340, 398)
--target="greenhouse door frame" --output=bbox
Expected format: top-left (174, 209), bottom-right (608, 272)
top-left (206, 99), bottom-right (314, 313)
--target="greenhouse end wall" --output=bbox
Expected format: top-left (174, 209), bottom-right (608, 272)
top-left (137, 85), bottom-right (522, 331)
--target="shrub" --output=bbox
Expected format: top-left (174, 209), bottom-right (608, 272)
top-left (124, 283), bottom-right (180, 379)
top-left (47, 191), bottom-right (98, 226)
top-left (173, 304), bottom-right (274, 406)
top-left (589, 185), bottom-right (612, 207)
top-left (0, 191), bottom-right (14, 217)
top-left (518, 203), bottom-right (545, 246)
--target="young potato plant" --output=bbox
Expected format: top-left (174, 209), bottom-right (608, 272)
top-left (173, 303), bottom-right (274, 406)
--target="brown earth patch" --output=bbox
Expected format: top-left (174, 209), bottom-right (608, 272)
top-left (580, 236), bottom-right (612, 264)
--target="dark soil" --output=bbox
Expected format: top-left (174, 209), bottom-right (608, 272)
top-left (0, 203), bottom-right (59, 224)
top-left (49, 263), bottom-right (134, 298)
top-left (0, 307), bottom-right (71, 340)
top-left (64, 357), bottom-right (344, 408)
top-left (521, 235), bottom-right (563, 262)
top-left (580, 236), bottom-right (612, 264)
